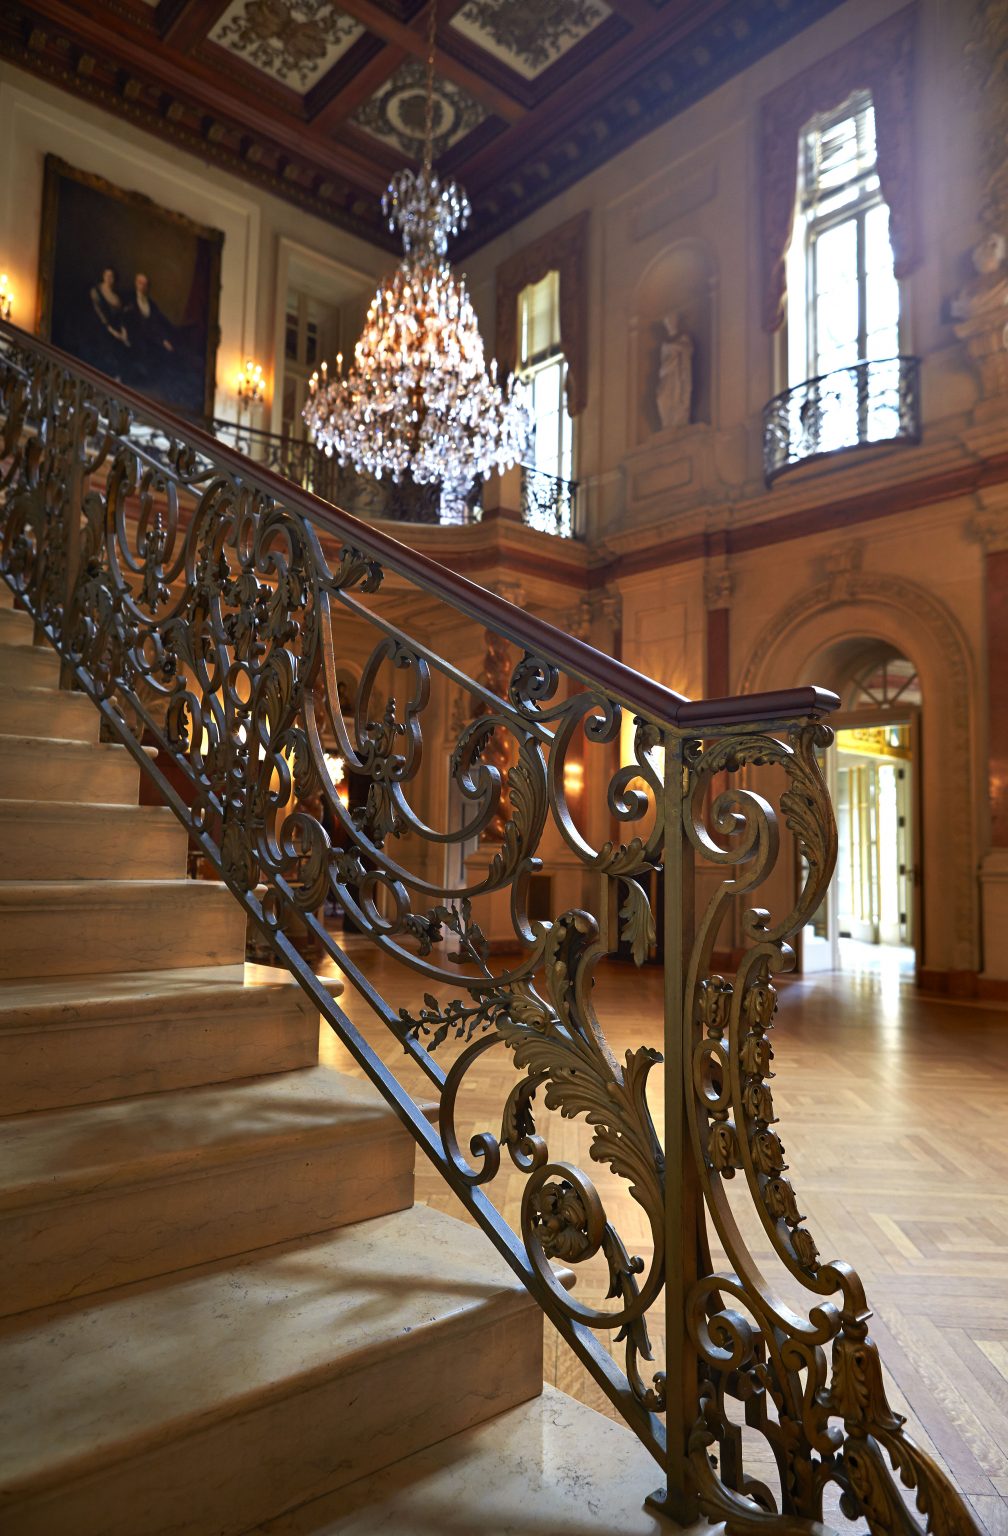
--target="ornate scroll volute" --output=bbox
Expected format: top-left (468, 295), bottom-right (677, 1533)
top-left (475, 626), bottom-right (515, 841)
top-left (680, 720), bottom-right (984, 1534)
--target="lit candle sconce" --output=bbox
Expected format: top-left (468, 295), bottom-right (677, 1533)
top-left (324, 752), bottom-right (350, 810)
top-left (237, 359), bottom-right (265, 407)
top-left (562, 760), bottom-right (585, 797)
top-left (0, 274), bottom-right (13, 322)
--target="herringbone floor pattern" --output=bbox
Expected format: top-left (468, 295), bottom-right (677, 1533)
top-left (318, 939), bottom-right (1008, 1534)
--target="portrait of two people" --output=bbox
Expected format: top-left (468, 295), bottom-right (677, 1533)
top-left (40, 157), bottom-right (223, 420)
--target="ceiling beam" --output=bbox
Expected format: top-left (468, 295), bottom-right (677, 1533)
top-left (333, 0), bottom-right (526, 123)
top-left (159, 0), bottom-right (229, 49)
top-left (310, 44), bottom-right (408, 135)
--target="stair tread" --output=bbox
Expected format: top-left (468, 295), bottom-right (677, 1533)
top-left (0, 682), bottom-right (89, 699)
top-left (0, 798), bottom-right (177, 820)
top-left (0, 624), bottom-right (39, 647)
top-left (0, 640), bottom-right (56, 660)
top-left (0, 1064), bottom-right (393, 1209)
top-left (0, 1205), bottom-right (533, 1494)
top-left (0, 877), bottom-right (235, 906)
top-left (0, 733), bottom-right (131, 755)
top-left (0, 962), bottom-right (339, 1025)
top-left (257, 1384), bottom-right (691, 1536)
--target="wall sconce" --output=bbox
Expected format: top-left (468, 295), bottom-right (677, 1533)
top-left (324, 752), bottom-right (350, 810)
top-left (237, 359), bottom-right (265, 406)
top-left (563, 760), bottom-right (585, 797)
top-left (0, 275), bottom-right (12, 322)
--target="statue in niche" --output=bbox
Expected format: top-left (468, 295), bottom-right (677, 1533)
top-left (655, 311), bottom-right (694, 431)
top-left (951, 231), bottom-right (1008, 398)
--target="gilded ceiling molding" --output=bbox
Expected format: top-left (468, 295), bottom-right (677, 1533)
top-left (759, 4), bottom-right (918, 334)
top-left (494, 212), bottom-right (590, 416)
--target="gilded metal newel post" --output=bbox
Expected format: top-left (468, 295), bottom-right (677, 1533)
top-left (0, 319), bottom-right (984, 1535)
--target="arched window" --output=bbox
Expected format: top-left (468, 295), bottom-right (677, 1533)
top-left (846, 647), bottom-right (921, 712)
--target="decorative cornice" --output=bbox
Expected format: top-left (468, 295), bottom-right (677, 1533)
top-left (1, 0), bottom-right (848, 258)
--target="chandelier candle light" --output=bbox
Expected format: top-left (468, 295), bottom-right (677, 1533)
top-left (303, 0), bottom-right (530, 522)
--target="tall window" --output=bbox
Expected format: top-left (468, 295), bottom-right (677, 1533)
top-left (786, 91), bottom-right (900, 390)
top-left (282, 289), bottom-right (339, 442)
top-left (517, 271), bottom-right (573, 484)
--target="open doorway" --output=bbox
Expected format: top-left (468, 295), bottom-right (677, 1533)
top-left (802, 647), bottom-right (920, 979)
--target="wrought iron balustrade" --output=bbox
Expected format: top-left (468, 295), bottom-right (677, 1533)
top-left (763, 355), bottom-right (921, 484)
top-left (0, 319), bottom-right (979, 1535)
top-left (210, 418), bottom-right (460, 525)
top-left (519, 462), bottom-right (579, 538)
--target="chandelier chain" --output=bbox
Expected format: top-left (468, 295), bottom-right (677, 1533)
top-left (423, 0), bottom-right (437, 179)
top-left (303, 0), bottom-right (529, 522)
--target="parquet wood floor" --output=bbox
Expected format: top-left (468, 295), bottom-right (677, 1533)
top-left (316, 939), bottom-right (1008, 1534)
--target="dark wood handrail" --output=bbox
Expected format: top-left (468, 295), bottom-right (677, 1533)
top-left (1, 320), bottom-right (839, 727)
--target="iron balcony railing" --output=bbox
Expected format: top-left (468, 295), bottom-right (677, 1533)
top-left (520, 463), bottom-right (579, 538)
top-left (214, 422), bottom-right (580, 540)
top-left (210, 419), bottom-right (446, 524)
top-left (762, 354), bottom-right (921, 484)
top-left (0, 318), bottom-right (978, 1535)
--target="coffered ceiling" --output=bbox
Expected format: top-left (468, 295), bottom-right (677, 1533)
top-left (1, 0), bottom-right (847, 253)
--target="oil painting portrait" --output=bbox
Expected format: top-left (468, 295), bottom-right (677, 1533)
top-left (37, 156), bottom-right (223, 419)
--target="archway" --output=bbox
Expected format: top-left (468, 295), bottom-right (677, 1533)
top-left (738, 574), bottom-right (980, 979)
top-left (803, 643), bottom-right (921, 980)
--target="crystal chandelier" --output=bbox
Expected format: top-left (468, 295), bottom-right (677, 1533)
top-left (303, 2), bottom-right (530, 522)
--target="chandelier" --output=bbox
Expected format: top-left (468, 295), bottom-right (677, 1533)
top-left (303, 2), bottom-right (530, 521)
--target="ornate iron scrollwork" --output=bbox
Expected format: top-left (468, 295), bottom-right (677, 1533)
top-left (762, 355), bottom-right (921, 485)
top-left (0, 321), bottom-right (981, 1534)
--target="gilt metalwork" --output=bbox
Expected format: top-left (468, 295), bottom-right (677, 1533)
top-left (0, 319), bottom-right (981, 1534)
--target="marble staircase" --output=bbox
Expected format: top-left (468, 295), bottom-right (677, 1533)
top-left (0, 585), bottom-right (679, 1536)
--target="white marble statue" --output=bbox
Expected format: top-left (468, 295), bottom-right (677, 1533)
top-left (655, 311), bottom-right (694, 431)
top-left (952, 231), bottom-right (1008, 399)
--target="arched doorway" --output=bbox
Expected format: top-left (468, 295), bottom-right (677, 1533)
top-left (737, 573), bottom-right (980, 982)
top-left (803, 643), bottom-right (921, 980)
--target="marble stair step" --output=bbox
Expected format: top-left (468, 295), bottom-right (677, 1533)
top-left (0, 606), bottom-right (35, 644)
top-left (256, 1383), bottom-right (700, 1536)
top-left (0, 1064), bottom-right (414, 1317)
top-left (0, 683), bottom-right (99, 743)
top-left (0, 963), bottom-right (333, 1115)
top-left (0, 1204), bottom-right (541, 1536)
top-left (0, 639), bottom-right (60, 689)
top-left (0, 799), bottom-right (189, 880)
top-left (0, 877), bottom-right (248, 980)
top-left (0, 734), bottom-right (140, 803)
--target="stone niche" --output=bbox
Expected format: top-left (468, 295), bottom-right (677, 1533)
top-left (631, 238), bottom-right (716, 446)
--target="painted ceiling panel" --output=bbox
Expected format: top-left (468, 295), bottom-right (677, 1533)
top-left (210, 0), bottom-right (365, 92)
top-left (449, 0), bottom-right (611, 82)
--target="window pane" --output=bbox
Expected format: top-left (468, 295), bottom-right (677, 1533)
top-left (519, 271), bottom-right (560, 365)
top-left (814, 219), bottom-right (859, 371)
top-left (865, 203), bottom-right (899, 357)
